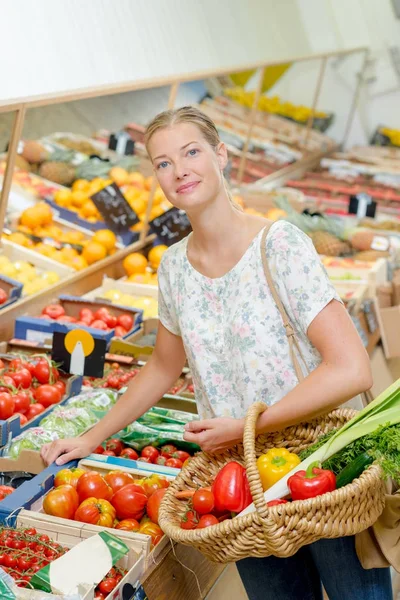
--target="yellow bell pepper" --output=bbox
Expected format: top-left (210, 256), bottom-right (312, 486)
top-left (256, 448), bottom-right (301, 491)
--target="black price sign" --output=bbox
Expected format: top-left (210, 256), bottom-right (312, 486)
top-left (149, 208), bottom-right (192, 246)
top-left (91, 183), bottom-right (139, 232)
top-left (348, 193), bottom-right (376, 219)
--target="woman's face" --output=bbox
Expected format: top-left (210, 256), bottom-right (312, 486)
top-left (148, 122), bottom-right (228, 212)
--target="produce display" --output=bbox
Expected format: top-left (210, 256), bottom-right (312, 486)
top-left (42, 467), bottom-right (168, 547)
top-left (38, 304), bottom-right (136, 337)
top-left (95, 438), bottom-right (192, 469)
top-left (0, 255), bottom-right (60, 297)
top-left (0, 526), bottom-right (127, 597)
top-left (122, 245), bottom-right (167, 285)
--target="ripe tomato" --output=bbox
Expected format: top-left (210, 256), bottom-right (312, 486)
top-left (120, 448), bottom-right (138, 460)
top-left (12, 391), bottom-right (31, 414)
top-left (79, 308), bottom-right (94, 324)
top-left (8, 358), bottom-right (22, 371)
top-left (3, 554), bottom-right (17, 568)
top-left (53, 380), bottom-right (66, 397)
top-left (155, 455), bottom-right (167, 466)
top-left (160, 444), bottom-right (177, 458)
top-left (98, 578), bottom-right (118, 594)
top-left (77, 472), bottom-right (112, 502)
top-left (94, 592), bottom-right (106, 600)
top-left (94, 308), bottom-right (111, 322)
top-left (165, 458), bottom-right (183, 469)
top-left (141, 446), bottom-right (159, 463)
top-left (54, 467), bottom-right (86, 489)
top-left (15, 412), bottom-right (28, 426)
top-left (115, 518), bottom-right (140, 531)
top-left (42, 305), bottom-right (65, 320)
top-left (111, 484), bottom-right (147, 521)
top-left (33, 360), bottom-right (51, 384)
top-left (193, 489), bottom-right (215, 515)
top-left (93, 445), bottom-right (105, 454)
top-left (9, 368), bottom-right (32, 389)
top-left (43, 485), bottom-right (79, 519)
top-left (103, 314), bottom-right (117, 328)
top-left (141, 475), bottom-right (169, 497)
top-left (0, 393), bottom-right (14, 419)
top-left (180, 509), bottom-right (199, 530)
top-left (139, 521), bottom-right (163, 546)
top-left (58, 315), bottom-right (77, 324)
top-left (91, 320), bottom-right (108, 330)
top-left (105, 438), bottom-right (124, 456)
top-left (75, 498), bottom-right (116, 527)
top-left (103, 450), bottom-right (116, 456)
top-left (146, 489), bottom-right (166, 525)
top-left (104, 470), bottom-right (134, 494)
top-left (25, 403), bottom-right (45, 420)
top-left (117, 314), bottom-right (134, 331)
top-left (197, 514), bottom-right (219, 528)
top-left (114, 326), bottom-right (128, 338)
top-left (137, 457), bottom-right (150, 463)
top-left (34, 384), bottom-right (61, 408)
top-left (172, 450), bottom-right (191, 463)
top-left (0, 289), bottom-right (8, 305)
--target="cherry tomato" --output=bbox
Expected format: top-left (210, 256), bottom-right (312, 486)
top-left (141, 446), bottom-right (159, 463)
top-left (42, 305), bottom-right (65, 320)
top-left (0, 289), bottom-right (8, 305)
top-left (24, 527), bottom-right (37, 536)
top-left (14, 412), bottom-right (28, 426)
top-left (18, 556), bottom-right (33, 571)
top-left (197, 514), bottom-right (219, 528)
top-left (103, 314), bottom-right (117, 328)
top-left (79, 308), bottom-right (94, 324)
top-left (34, 384), bottom-right (61, 408)
top-left (94, 593), bottom-right (106, 600)
top-left (120, 448), bottom-right (139, 460)
top-left (106, 375), bottom-right (121, 389)
top-left (98, 577), bottom-right (118, 594)
top-left (93, 445), bottom-right (105, 454)
top-left (172, 450), bottom-right (191, 463)
top-left (0, 359), bottom-right (4, 369)
top-left (193, 489), bottom-right (215, 515)
top-left (9, 368), bottom-right (32, 389)
top-left (0, 393), bottom-right (14, 419)
top-left (155, 455), bottom-right (167, 466)
top-left (102, 450), bottom-right (116, 456)
top-left (117, 314), bottom-right (134, 331)
top-left (25, 403), bottom-right (45, 420)
top-left (180, 509), bottom-right (199, 530)
top-left (165, 458), bottom-right (183, 469)
top-left (91, 320), bottom-right (109, 330)
top-left (94, 308), bottom-right (111, 322)
top-left (3, 554), bottom-right (17, 568)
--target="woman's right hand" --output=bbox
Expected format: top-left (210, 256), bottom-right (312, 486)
top-left (40, 437), bottom-right (96, 467)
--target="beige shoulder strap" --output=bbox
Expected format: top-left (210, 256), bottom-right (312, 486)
top-left (260, 225), bottom-right (308, 383)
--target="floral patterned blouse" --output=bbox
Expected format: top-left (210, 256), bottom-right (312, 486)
top-left (157, 221), bottom-right (341, 419)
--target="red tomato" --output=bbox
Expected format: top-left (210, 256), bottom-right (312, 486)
top-left (8, 358), bottom-right (22, 371)
top-left (93, 445), bottom-right (105, 454)
top-left (9, 368), bottom-right (32, 389)
top-left (115, 518), bottom-right (140, 531)
top-left (53, 380), bottom-right (66, 397)
top-left (12, 391), bottom-right (31, 414)
top-left (139, 521), bottom-right (163, 546)
top-left (172, 450), bottom-right (191, 463)
top-left (137, 457), bottom-right (151, 463)
top-left (25, 403), bottom-right (45, 420)
top-left (23, 361), bottom-right (37, 377)
top-left (42, 305), bottom-right (65, 319)
top-left (104, 470), bottom-right (134, 494)
top-left (0, 289), bottom-right (8, 305)
top-left (91, 320), bottom-right (108, 330)
top-left (120, 448), bottom-right (139, 460)
top-left (54, 468), bottom-right (86, 489)
top-left (94, 592), bottom-right (106, 600)
top-left (79, 308), bottom-right (94, 324)
top-left (0, 393), bottom-right (14, 419)
top-left (155, 455), bottom-right (167, 466)
top-left (43, 485), bottom-right (79, 519)
top-left (197, 514), bottom-right (219, 528)
top-left (77, 472), bottom-right (112, 502)
top-left (105, 438), bottom-right (124, 456)
top-left (33, 360), bottom-right (51, 384)
top-left (0, 485), bottom-right (13, 497)
top-left (114, 326), bottom-right (128, 338)
top-left (141, 446), bottom-right (159, 463)
top-left (111, 484), bottom-right (147, 520)
top-left (75, 498), bottom-right (116, 527)
top-left (94, 308), bottom-right (111, 322)
top-left (180, 509), bottom-right (199, 530)
top-left (117, 314), bottom-right (134, 331)
top-left (103, 314), bottom-right (117, 328)
top-left (15, 413), bottom-right (28, 426)
top-left (35, 385), bottom-right (61, 408)
top-left (141, 475), bottom-right (169, 497)
top-left (193, 489), bottom-right (215, 515)
top-left (102, 450), bottom-right (116, 456)
top-left (146, 489), bottom-right (166, 525)
top-left (0, 359), bottom-right (4, 369)
top-left (58, 315), bottom-right (78, 323)
top-left (165, 458), bottom-right (183, 469)
top-left (98, 578), bottom-right (118, 595)
top-left (160, 444), bottom-right (177, 458)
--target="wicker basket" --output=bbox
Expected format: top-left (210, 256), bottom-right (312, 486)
top-left (158, 402), bottom-right (386, 564)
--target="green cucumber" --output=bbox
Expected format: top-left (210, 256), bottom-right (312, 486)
top-left (336, 452), bottom-right (374, 488)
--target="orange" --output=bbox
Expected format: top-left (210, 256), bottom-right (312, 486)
top-left (47, 225), bottom-right (64, 240)
top-left (131, 198), bottom-right (146, 215)
top-left (148, 245), bottom-right (168, 270)
top-left (82, 241), bottom-right (107, 265)
top-left (54, 189), bottom-right (72, 207)
top-left (63, 231), bottom-right (85, 244)
top-left (60, 247), bottom-right (79, 261)
top-left (20, 207), bottom-right (43, 231)
top-left (123, 252), bottom-right (148, 275)
top-left (144, 176), bottom-right (154, 191)
top-left (71, 190), bottom-right (88, 208)
top-left (8, 232), bottom-right (30, 246)
top-left (80, 200), bottom-right (99, 219)
top-left (92, 229), bottom-right (117, 252)
top-left (127, 172), bottom-right (145, 188)
top-left (149, 206), bottom-right (164, 220)
top-left (131, 222), bottom-right (143, 232)
top-left (72, 179), bottom-right (90, 193)
top-left (35, 242), bottom-right (57, 258)
top-left (127, 273), bottom-right (153, 284)
top-left (109, 167), bottom-right (128, 186)
top-left (35, 202), bottom-right (53, 225)
top-left (70, 255), bottom-right (88, 271)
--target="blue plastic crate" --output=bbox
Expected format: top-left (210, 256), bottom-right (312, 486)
top-left (0, 274), bottom-right (23, 310)
top-left (86, 453), bottom-right (181, 477)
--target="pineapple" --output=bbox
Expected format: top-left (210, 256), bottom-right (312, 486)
top-left (308, 231), bottom-right (351, 256)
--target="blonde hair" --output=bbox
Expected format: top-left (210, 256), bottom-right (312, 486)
top-left (144, 106), bottom-right (242, 210)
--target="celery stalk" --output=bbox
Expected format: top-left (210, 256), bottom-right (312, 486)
top-left (239, 379), bottom-right (400, 517)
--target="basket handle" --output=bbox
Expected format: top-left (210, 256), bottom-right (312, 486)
top-left (242, 401), bottom-right (270, 519)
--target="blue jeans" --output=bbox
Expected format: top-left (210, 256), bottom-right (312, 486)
top-left (236, 536), bottom-right (393, 600)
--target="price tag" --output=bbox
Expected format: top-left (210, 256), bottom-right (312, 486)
top-left (52, 330), bottom-right (106, 378)
top-left (348, 193), bottom-right (377, 219)
top-left (149, 208), bottom-right (192, 246)
top-left (91, 183), bottom-right (139, 232)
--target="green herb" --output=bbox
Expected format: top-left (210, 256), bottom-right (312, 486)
top-left (299, 429), bottom-right (338, 461)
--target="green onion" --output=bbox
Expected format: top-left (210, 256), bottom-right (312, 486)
top-left (239, 379), bottom-right (400, 516)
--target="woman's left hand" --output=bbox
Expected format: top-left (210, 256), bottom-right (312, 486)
top-left (183, 417), bottom-right (245, 453)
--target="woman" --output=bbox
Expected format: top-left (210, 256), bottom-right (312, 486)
top-left (42, 107), bottom-right (392, 600)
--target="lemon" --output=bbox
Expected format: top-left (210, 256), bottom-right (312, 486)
top-left (1, 263), bottom-right (17, 278)
top-left (0, 256), bottom-right (11, 268)
top-left (103, 289), bottom-right (123, 303)
top-left (41, 271), bottom-right (60, 284)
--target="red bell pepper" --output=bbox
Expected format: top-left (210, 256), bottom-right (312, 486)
top-left (212, 461), bottom-right (252, 513)
top-left (288, 461), bottom-right (336, 501)
top-left (267, 499), bottom-right (288, 507)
